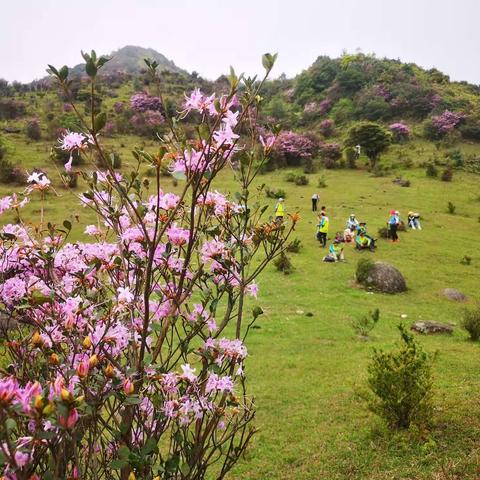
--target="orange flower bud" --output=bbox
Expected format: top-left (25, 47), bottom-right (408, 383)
top-left (123, 378), bottom-right (134, 395)
top-left (31, 331), bottom-right (43, 347)
top-left (34, 395), bottom-right (44, 411)
top-left (76, 361), bottom-right (89, 379)
top-left (88, 354), bottom-right (99, 368)
top-left (104, 363), bottom-right (115, 378)
top-left (82, 336), bottom-right (92, 349)
top-left (61, 388), bottom-right (74, 403)
top-left (49, 353), bottom-right (59, 365)
top-left (128, 473), bottom-right (136, 480)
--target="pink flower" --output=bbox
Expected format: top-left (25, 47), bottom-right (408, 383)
top-left (180, 364), bottom-right (197, 382)
top-left (201, 238), bottom-right (227, 263)
top-left (59, 131), bottom-right (88, 152)
top-left (117, 286), bottom-right (134, 304)
top-left (84, 225), bottom-right (102, 236)
top-left (58, 408), bottom-right (79, 429)
top-left (0, 377), bottom-right (19, 405)
top-left (246, 282), bottom-right (259, 298)
top-left (167, 225), bottom-right (190, 246)
top-left (213, 124), bottom-right (239, 146)
top-left (1, 276), bottom-right (27, 305)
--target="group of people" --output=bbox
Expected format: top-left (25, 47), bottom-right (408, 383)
top-left (274, 195), bottom-right (422, 264)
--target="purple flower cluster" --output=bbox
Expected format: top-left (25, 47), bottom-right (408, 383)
top-left (273, 131), bottom-right (317, 161)
top-left (431, 110), bottom-right (463, 133)
top-left (130, 93), bottom-right (162, 113)
top-left (113, 101), bottom-right (125, 114)
top-left (373, 84), bottom-right (391, 101)
top-left (319, 99), bottom-right (332, 115)
top-left (318, 119), bottom-right (334, 137)
top-left (389, 122), bottom-right (411, 140)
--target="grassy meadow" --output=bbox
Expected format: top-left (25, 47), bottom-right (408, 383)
top-left (1, 133), bottom-right (480, 479)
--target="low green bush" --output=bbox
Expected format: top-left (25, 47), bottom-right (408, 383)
top-left (462, 304), bottom-right (480, 340)
top-left (366, 325), bottom-right (434, 429)
top-left (356, 258), bottom-right (375, 284)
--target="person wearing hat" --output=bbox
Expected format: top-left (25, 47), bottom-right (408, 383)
top-left (388, 210), bottom-right (400, 242)
top-left (323, 239), bottom-right (344, 262)
top-left (317, 211), bottom-right (329, 247)
top-left (407, 211), bottom-right (422, 230)
top-left (274, 197), bottom-right (285, 222)
top-left (346, 213), bottom-right (359, 231)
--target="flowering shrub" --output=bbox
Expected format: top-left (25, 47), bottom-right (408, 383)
top-left (130, 92), bottom-right (163, 113)
top-left (425, 110), bottom-right (464, 139)
top-left (130, 110), bottom-right (165, 137)
top-left (318, 119), bottom-right (334, 138)
top-left (25, 118), bottom-right (42, 141)
top-left (389, 122), bottom-right (411, 142)
top-left (113, 101), bottom-right (125, 114)
top-left (272, 131), bottom-right (317, 166)
top-left (319, 142), bottom-right (342, 169)
top-left (0, 50), bottom-right (290, 480)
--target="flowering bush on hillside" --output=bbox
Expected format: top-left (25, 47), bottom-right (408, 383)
top-left (425, 110), bottom-right (464, 140)
top-left (130, 92), bottom-right (163, 112)
top-left (389, 122), bottom-right (411, 141)
top-left (319, 142), bottom-right (342, 168)
top-left (0, 51), bottom-right (290, 480)
top-left (318, 119), bottom-right (334, 137)
top-left (272, 131), bottom-right (317, 166)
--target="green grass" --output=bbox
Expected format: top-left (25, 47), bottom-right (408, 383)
top-left (2, 135), bottom-right (480, 479)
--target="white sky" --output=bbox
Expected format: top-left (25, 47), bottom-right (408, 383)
top-left (1, 0), bottom-right (480, 84)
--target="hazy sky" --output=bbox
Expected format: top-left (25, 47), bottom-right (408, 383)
top-left (2, 0), bottom-right (480, 84)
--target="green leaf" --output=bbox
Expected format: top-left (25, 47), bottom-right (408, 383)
top-left (94, 112), bottom-right (107, 133)
top-left (63, 220), bottom-right (72, 231)
top-left (262, 53), bottom-right (278, 72)
top-left (124, 395), bottom-right (142, 405)
top-left (110, 458), bottom-right (128, 469)
top-left (252, 306), bottom-right (264, 319)
top-left (85, 59), bottom-right (97, 78)
top-left (46, 64), bottom-right (59, 77)
top-left (59, 65), bottom-right (69, 81)
top-left (5, 418), bottom-right (16, 431)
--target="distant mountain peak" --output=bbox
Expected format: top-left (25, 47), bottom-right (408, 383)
top-left (71, 45), bottom-right (187, 76)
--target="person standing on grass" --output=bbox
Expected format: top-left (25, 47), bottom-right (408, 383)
top-left (388, 210), bottom-right (400, 242)
top-left (311, 192), bottom-right (319, 212)
top-left (317, 211), bottom-right (329, 247)
top-left (274, 197), bottom-right (285, 222)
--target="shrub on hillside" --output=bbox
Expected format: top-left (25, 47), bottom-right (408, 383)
top-left (366, 325), bottom-right (434, 429)
top-left (441, 167), bottom-right (453, 182)
top-left (352, 308), bottom-right (380, 339)
top-left (25, 118), bottom-right (42, 141)
top-left (344, 146), bottom-right (357, 168)
top-left (345, 121), bottom-right (392, 169)
top-left (356, 258), bottom-right (375, 283)
top-left (318, 118), bottom-right (335, 137)
top-left (317, 175), bottom-right (327, 188)
top-left (319, 142), bottom-right (342, 169)
top-left (389, 122), bottom-right (411, 142)
top-left (0, 99), bottom-right (26, 119)
top-left (294, 174), bottom-right (309, 186)
top-left (131, 111), bottom-right (165, 136)
top-left (303, 158), bottom-right (317, 174)
top-left (425, 163), bottom-right (438, 177)
top-left (424, 110), bottom-right (464, 140)
top-left (447, 201), bottom-right (456, 214)
top-left (265, 187), bottom-right (286, 199)
top-left (274, 252), bottom-right (294, 274)
top-left (286, 238), bottom-right (303, 253)
top-left (272, 131), bottom-right (317, 166)
top-left (130, 92), bottom-right (163, 112)
top-left (462, 304), bottom-right (480, 341)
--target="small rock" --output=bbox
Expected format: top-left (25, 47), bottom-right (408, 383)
top-left (411, 321), bottom-right (453, 335)
top-left (442, 288), bottom-right (467, 302)
top-left (296, 310), bottom-right (304, 315)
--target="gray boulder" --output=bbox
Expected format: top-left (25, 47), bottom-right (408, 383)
top-left (356, 260), bottom-right (407, 293)
top-left (411, 321), bottom-right (453, 335)
top-left (442, 288), bottom-right (467, 302)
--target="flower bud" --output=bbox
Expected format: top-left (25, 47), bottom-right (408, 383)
top-left (31, 331), bottom-right (43, 347)
top-left (128, 473), bottom-right (136, 480)
top-left (34, 395), bottom-right (44, 411)
top-left (104, 363), bottom-right (115, 378)
top-left (123, 378), bottom-right (134, 395)
top-left (82, 336), bottom-right (92, 349)
top-left (88, 354), bottom-right (99, 369)
top-left (61, 388), bottom-right (74, 403)
top-left (76, 361), bottom-right (89, 379)
top-left (42, 402), bottom-right (55, 415)
top-left (49, 353), bottom-right (59, 365)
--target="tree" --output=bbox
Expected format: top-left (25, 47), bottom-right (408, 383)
top-left (345, 121), bottom-right (392, 168)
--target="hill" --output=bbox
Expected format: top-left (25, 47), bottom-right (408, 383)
top-left (69, 45), bottom-right (188, 76)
